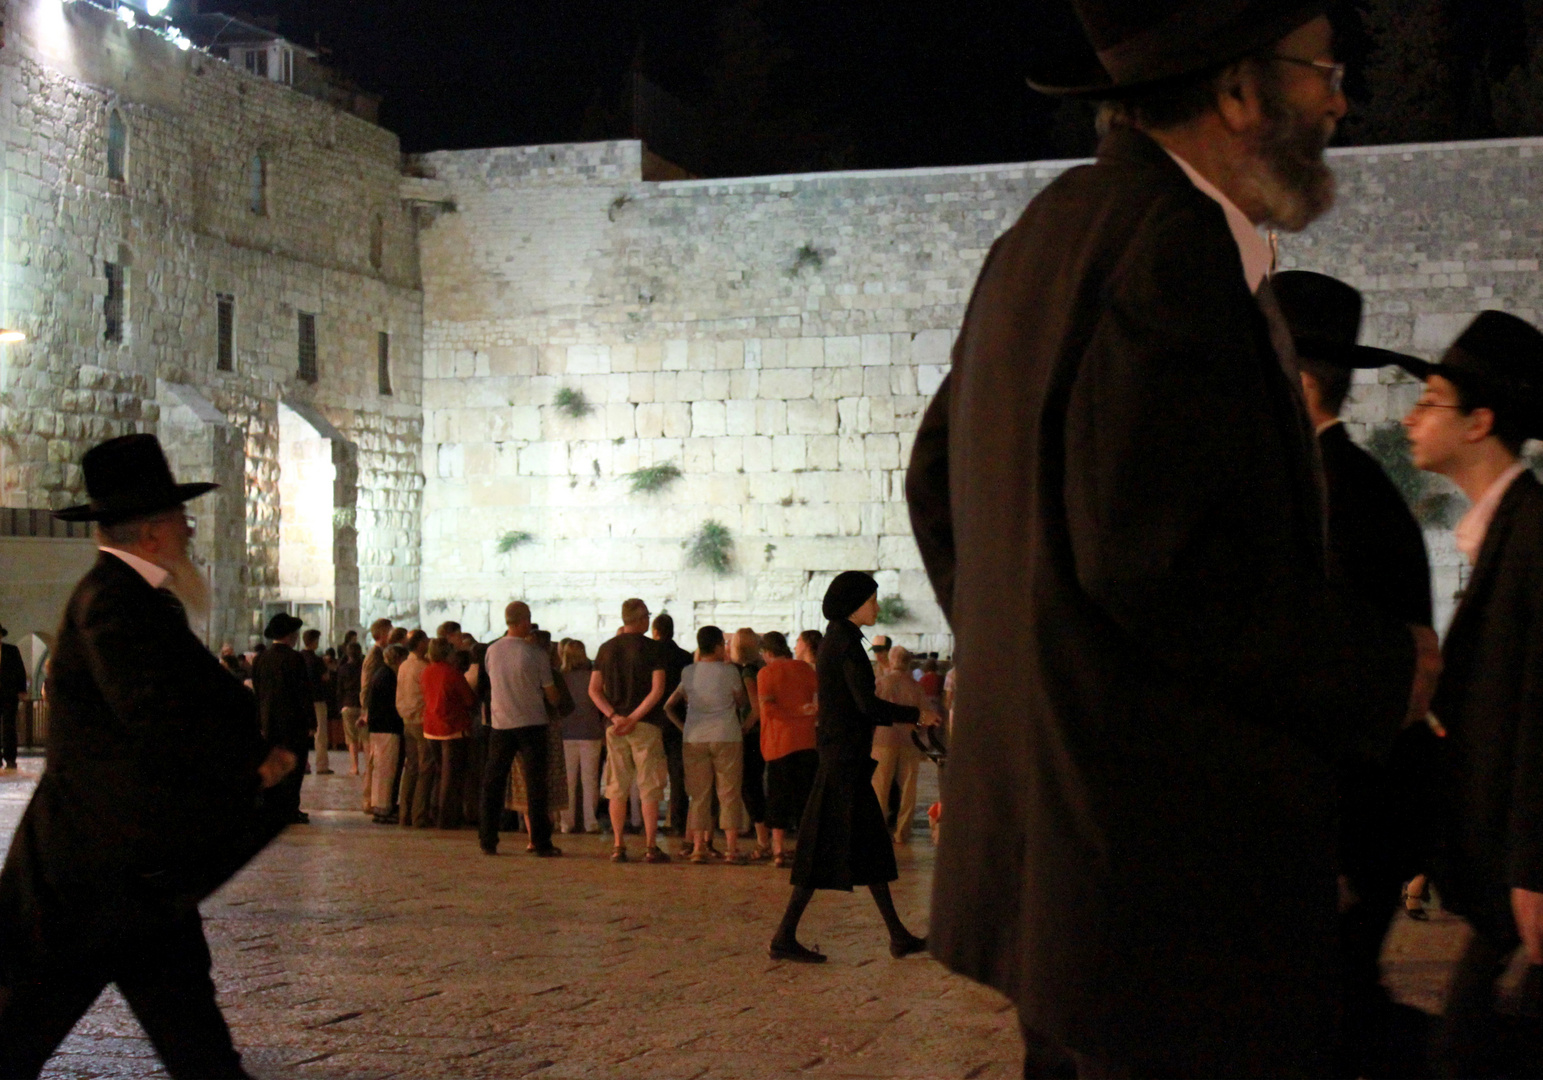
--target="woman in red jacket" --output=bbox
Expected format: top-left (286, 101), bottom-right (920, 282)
top-left (421, 636), bottom-right (478, 829)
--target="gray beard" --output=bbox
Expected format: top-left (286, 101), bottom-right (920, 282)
top-left (1241, 85), bottom-right (1337, 233)
top-left (159, 551), bottom-right (212, 627)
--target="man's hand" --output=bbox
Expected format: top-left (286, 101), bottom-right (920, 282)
top-left (1405, 625), bottom-right (1442, 727)
top-left (919, 710), bottom-right (943, 728)
top-left (1514, 888), bottom-right (1543, 964)
top-left (258, 747), bottom-right (297, 789)
top-left (611, 715), bottom-right (639, 738)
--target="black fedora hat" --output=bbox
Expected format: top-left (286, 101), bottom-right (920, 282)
top-left (54, 434), bottom-right (217, 524)
top-left (1272, 271), bottom-right (1424, 370)
top-left (264, 612), bottom-right (304, 640)
top-left (1029, 0), bottom-right (1327, 97)
top-left (1399, 311), bottom-right (1543, 435)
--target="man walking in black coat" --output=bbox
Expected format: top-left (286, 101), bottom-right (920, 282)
top-left (1402, 311), bottom-right (1543, 1077)
top-left (1275, 270), bottom-right (1439, 1076)
top-left (0, 624), bottom-right (26, 772)
top-left (0, 434), bottom-right (294, 1078)
top-left (253, 612), bottom-right (313, 826)
top-left (906, 3), bottom-right (1440, 1075)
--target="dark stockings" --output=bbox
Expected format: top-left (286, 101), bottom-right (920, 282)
top-left (773, 882), bottom-right (919, 948)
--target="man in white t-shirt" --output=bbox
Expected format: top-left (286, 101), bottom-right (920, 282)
top-left (479, 600), bottom-right (561, 857)
top-left (664, 625), bottom-right (748, 863)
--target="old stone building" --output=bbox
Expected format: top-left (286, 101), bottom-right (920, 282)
top-left (3, 0), bottom-right (1541, 655)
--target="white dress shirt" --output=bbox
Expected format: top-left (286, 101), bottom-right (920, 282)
top-left (1455, 461), bottom-right (1530, 566)
top-left (1165, 149), bottom-right (1275, 295)
top-left (99, 546), bottom-right (170, 589)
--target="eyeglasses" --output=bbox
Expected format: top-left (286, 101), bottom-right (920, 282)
top-left (1267, 55), bottom-right (1346, 96)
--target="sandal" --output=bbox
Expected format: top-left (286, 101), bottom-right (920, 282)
top-left (611, 846), bottom-right (629, 863)
top-left (1403, 883), bottom-right (1429, 921)
top-left (643, 846), bottom-right (671, 864)
top-left (690, 849), bottom-right (713, 864)
top-left (773, 851), bottom-right (791, 869)
top-left (750, 844), bottom-right (773, 861)
top-left (722, 850), bottom-right (747, 865)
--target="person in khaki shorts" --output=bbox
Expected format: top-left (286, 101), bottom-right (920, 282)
top-left (664, 626), bottom-right (750, 863)
top-left (590, 598), bottom-right (671, 864)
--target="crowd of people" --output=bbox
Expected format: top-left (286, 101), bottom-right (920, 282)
top-left (234, 597), bottom-right (953, 872)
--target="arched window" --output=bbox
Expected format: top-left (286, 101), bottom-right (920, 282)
top-left (107, 110), bottom-right (127, 182)
top-left (248, 151), bottom-right (266, 216)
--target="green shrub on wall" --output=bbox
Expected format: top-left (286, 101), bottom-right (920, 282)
top-left (876, 596), bottom-right (910, 625)
top-left (627, 461), bottom-right (683, 495)
top-left (496, 530), bottom-right (535, 554)
top-left (553, 387), bottom-right (593, 419)
top-left (684, 520), bottom-right (733, 575)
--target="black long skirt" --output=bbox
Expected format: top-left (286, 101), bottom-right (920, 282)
top-left (789, 755), bottom-right (897, 891)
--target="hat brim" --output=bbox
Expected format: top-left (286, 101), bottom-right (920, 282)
top-left (53, 481), bottom-right (218, 523)
top-left (1296, 339), bottom-right (1428, 372)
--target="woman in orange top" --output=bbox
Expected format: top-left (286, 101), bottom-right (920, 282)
top-left (421, 636), bottom-right (478, 829)
top-left (757, 631), bottom-right (820, 868)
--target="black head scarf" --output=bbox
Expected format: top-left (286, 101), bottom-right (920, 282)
top-left (822, 571), bottom-right (878, 622)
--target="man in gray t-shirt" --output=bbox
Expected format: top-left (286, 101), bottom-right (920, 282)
top-left (479, 601), bottom-right (560, 856)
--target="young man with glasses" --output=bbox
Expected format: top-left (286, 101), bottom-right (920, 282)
top-left (1402, 311), bottom-right (1543, 1077)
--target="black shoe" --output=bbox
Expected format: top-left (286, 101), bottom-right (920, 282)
top-left (769, 939), bottom-right (826, 963)
top-left (889, 934), bottom-right (927, 959)
top-left (372, 813), bottom-right (398, 825)
top-left (291, 811), bottom-right (311, 824)
top-left (480, 844), bottom-right (498, 856)
top-left (532, 845), bottom-right (562, 858)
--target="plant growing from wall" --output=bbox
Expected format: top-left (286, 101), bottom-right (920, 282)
top-left (876, 596), bottom-right (910, 625)
top-left (764, 542), bottom-right (777, 565)
top-left (553, 387), bottom-right (593, 419)
top-left (684, 520), bottom-right (733, 575)
top-left (496, 530), bottom-right (536, 554)
top-left (788, 242), bottom-right (825, 277)
top-left (628, 461), bottom-right (683, 495)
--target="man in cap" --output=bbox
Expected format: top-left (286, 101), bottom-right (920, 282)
top-left (906, 2), bottom-right (1441, 1074)
top-left (253, 610), bottom-right (314, 826)
top-left (0, 434), bottom-right (294, 1078)
top-left (0, 623), bottom-right (25, 773)
top-left (1275, 269), bottom-right (1439, 1075)
top-left (1401, 311), bottom-right (1543, 1077)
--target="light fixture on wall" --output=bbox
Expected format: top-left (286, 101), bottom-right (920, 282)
top-left (0, 330), bottom-right (27, 344)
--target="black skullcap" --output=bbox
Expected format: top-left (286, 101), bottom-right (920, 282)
top-left (822, 571), bottom-right (878, 622)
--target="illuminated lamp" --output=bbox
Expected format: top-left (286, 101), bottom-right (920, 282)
top-left (116, 5), bottom-right (135, 25)
top-left (0, 330), bottom-right (27, 344)
top-left (143, 0), bottom-right (168, 13)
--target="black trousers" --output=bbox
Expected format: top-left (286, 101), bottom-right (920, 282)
top-left (742, 728), bottom-right (767, 826)
top-left (660, 721), bottom-right (688, 833)
top-left (0, 908), bottom-right (246, 1079)
top-left (480, 725), bottom-right (552, 853)
top-left (0, 702), bottom-right (17, 767)
top-left (264, 744), bottom-right (310, 825)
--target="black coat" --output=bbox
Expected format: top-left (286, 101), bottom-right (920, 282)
top-left (1319, 422), bottom-right (1439, 889)
top-left (1432, 471), bottom-right (1543, 943)
top-left (365, 665), bottom-right (403, 735)
top-left (253, 643), bottom-right (313, 753)
top-left (789, 619), bottom-right (918, 892)
top-left (905, 127), bottom-right (1415, 1073)
top-left (0, 641), bottom-right (25, 710)
top-left (0, 553), bottom-right (270, 978)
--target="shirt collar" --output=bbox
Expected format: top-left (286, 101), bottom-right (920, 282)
top-left (1164, 149), bottom-right (1274, 294)
top-left (99, 546), bottom-right (170, 589)
top-left (1455, 461), bottom-right (1530, 566)
top-left (1315, 418), bottom-right (1343, 436)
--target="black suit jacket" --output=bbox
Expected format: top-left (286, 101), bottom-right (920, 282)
top-left (1433, 470), bottom-right (1543, 941)
top-left (253, 643), bottom-right (313, 753)
top-left (0, 641), bottom-right (25, 707)
top-left (905, 127), bottom-right (1414, 1073)
top-left (1320, 422), bottom-right (1432, 627)
top-left (0, 553), bottom-right (270, 974)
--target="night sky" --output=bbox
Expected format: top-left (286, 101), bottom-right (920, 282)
top-left (196, 1), bottom-right (1535, 174)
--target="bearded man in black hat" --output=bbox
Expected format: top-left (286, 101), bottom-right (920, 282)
top-left (0, 434), bottom-right (296, 1078)
top-left (1275, 270), bottom-right (1440, 1076)
top-left (1401, 311), bottom-right (1543, 1077)
top-left (253, 611), bottom-right (315, 827)
top-left (0, 623), bottom-right (25, 773)
top-left (906, 2), bottom-right (1442, 1075)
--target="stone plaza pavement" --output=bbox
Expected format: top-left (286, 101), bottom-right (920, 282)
top-left (0, 757), bottom-right (1469, 1079)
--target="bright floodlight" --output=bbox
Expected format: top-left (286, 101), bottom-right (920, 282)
top-left (0, 330), bottom-right (28, 344)
top-left (144, 0), bottom-right (169, 13)
top-left (116, 5), bottom-right (135, 25)
top-left (173, 31), bottom-right (191, 50)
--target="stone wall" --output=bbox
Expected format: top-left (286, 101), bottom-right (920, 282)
top-left (0, 0), bottom-right (425, 643)
top-left (417, 135), bottom-right (1543, 648)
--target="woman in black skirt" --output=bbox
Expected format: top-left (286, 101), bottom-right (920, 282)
top-left (769, 571), bottom-right (940, 963)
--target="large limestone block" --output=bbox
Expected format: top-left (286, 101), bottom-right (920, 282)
top-left (725, 399), bottom-right (756, 436)
top-left (742, 436), bottom-right (774, 473)
top-left (786, 399), bottom-right (838, 435)
top-left (757, 368), bottom-right (813, 400)
top-left (771, 435), bottom-right (807, 472)
top-left (691, 401), bottom-right (727, 438)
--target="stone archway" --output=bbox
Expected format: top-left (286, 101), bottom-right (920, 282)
top-left (277, 400), bottom-right (359, 645)
top-left (157, 381), bottom-right (245, 648)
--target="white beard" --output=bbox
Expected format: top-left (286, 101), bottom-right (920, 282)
top-left (159, 550), bottom-right (212, 626)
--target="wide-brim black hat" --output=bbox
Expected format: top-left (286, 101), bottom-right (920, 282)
top-left (1272, 271), bottom-right (1424, 370)
top-left (264, 612), bottom-right (304, 640)
top-left (1028, 0), bottom-right (1327, 97)
top-left (54, 433), bottom-right (217, 524)
top-left (1398, 311), bottom-right (1543, 435)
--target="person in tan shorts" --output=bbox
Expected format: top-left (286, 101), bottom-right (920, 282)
top-left (590, 598), bottom-right (671, 863)
top-left (664, 625), bottom-right (751, 863)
